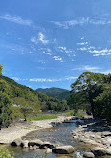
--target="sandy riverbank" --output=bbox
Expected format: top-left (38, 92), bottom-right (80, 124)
top-left (0, 116), bottom-right (73, 144)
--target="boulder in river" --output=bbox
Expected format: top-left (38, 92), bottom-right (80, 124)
top-left (46, 148), bottom-right (52, 154)
top-left (91, 147), bottom-right (106, 156)
top-left (20, 140), bottom-right (29, 148)
top-left (52, 145), bottom-right (74, 154)
top-left (39, 141), bottom-right (55, 149)
top-left (83, 152), bottom-right (95, 158)
top-left (28, 139), bottom-right (43, 147)
top-left (11, 138), bottom-right (22, 146)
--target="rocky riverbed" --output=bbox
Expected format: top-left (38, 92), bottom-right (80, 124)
top-left (72, 118), bottom-right (111, 156)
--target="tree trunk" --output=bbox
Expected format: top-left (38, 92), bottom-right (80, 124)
top-left (24, 114), bottom-right (27, 121)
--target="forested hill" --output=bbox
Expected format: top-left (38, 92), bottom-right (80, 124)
top-left (36, 87), bottom-right (70, 100)
top-left (0, 75), bottom-right (69, 112)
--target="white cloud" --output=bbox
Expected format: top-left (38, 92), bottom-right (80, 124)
top-left (87, 46), bottom-right (96, 50)
top-left (29, 76), bottom-right (77, 82)
top-left (12, 77), bottom-right (20, 81)
top-left (31, 37), bottom-right (38, 44)
top-left (65, 76), bottom-right (78, 80)
top-left (81, 37), bottom-right (84, 40)
top-left (30, 78), bottom-right (55, 82)
top-left (38, 32), bottom-right (49, 44)
top-left (51, 17), bottom-right (111, 29)
top-left (89, 48), bottom-right (111, 56)
top-left (58, 46), bottom-right (76, 57)
top-left (0, 14), bottom-right (33, 26)
top-left (77, 40), bottom-right (111, 57)
top-left (58, 46), bottom-right (67, 51)
top-left (78, 47), bottom-right (87, 51)
top-left (101, 70), bottom-right (111, 74)
top-left (73, 65), bottom-right (101, 72)
top-left (77, 42), bottom-right (88, 45)
top-left (53, 56), bottom-right (63, 62)
top-left (42, 51), bottom-right (52, 56)
top-left (31, 32), bottom-right (49, 45)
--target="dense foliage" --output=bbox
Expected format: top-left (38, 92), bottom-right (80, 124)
top-left (70, 72), bottom-right (111, 121)
top-left (0, 65), bottom-right (69, 126)
top-left (0, 67), bottom-right (12, 128)
top-left (0, 148), bottom-right (14, 158)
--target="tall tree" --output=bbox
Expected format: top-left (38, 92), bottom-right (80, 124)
top-left (71, 72), bottom-right (107, 117)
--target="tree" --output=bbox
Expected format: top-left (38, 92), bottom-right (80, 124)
top-left (71, 72), bottom-right (107, 117)
top-left (13, 97), bottom-right (39, 121)
top-left (0, 92), bottom-right (12, 127)
top-left (0, 76), bottom-right (12, 127)
top-left (94, 83), bottom-right (111, 121)
top-left (0, 64), bottom-right (3, 75)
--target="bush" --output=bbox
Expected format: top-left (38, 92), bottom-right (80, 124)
top-left (0, 148), bottom-right (14, 158)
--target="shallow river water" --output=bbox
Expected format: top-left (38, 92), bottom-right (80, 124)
top-left (6, 120), bottom-right (98, 158)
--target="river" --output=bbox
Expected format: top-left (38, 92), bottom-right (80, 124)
top-left (6, 119), bottom-right (92, 158)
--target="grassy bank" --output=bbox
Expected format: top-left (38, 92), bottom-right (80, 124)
top-left (27, 115), bottom-right (58, 121)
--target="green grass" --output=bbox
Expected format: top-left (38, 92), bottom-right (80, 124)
top-left (27, 115), bottom-right (58, 121)
top-left (74, 109), bottom-right (85, 117)
top-left (57, 110), bottom-right (74, 116)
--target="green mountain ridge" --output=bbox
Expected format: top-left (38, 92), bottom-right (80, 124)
top-left (36, 87), bottom-right (70, 100)
top-left (0, 75), bottom-right (69, 112)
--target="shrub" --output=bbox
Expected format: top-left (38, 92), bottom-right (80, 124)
top-left (0, 148), bottom-right (14, 158)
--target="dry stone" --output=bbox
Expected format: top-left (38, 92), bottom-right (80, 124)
top-left (28, 139), bottom-right (43, 147)
top-left (20, 140), bottom-right (29, 148)
top-left (11, 138), bottom-right (22, 146)
top-left (91, 147), bottom-right (106, 156)
top-left (83, 152), bottom-right (95, 158)
top-left (52, 145), bottom-right (74, 154)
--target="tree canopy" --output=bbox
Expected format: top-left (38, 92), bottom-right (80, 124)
top-left (71, 72), bottom-right (107, 117)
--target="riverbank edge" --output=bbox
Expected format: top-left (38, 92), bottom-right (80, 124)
top-left (0, 116), bottom-right (73, 144)
top-left (72, 118), bottom-right (111, 152)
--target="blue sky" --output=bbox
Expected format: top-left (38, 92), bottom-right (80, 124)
top-left (1, 0), bottom-right (111, 90)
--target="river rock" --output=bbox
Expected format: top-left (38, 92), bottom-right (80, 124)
top-left (29, 145), bottom-right (37, 150)
top-left (39, 141), bottom-right (55, 149)
top-left (91, 147), bottom-right (106, 156)
top-left (20, 140), bottom-right (29, 148)
top-left (28, 139), bottom-right (43, 147)
top-left (52, 145), bottom-right (74, 154)
top-left (11, 138), bottom-right (22, 146)
top-left (101, 132), bottom-right (111, 137)
top-left (46, 148), bottom-right (52, 154)
top-left (83, 152), bottom-right (95, 158)
top-left (105, 149), bottom-right (111, 155)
